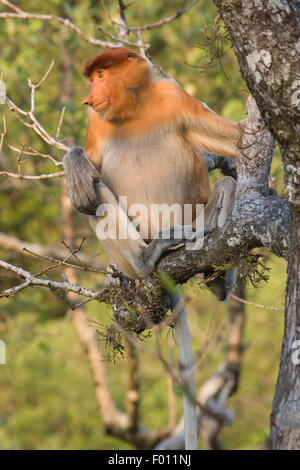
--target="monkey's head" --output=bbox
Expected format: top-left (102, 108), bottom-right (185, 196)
top-left (82, 47), bottom-right (151, 121)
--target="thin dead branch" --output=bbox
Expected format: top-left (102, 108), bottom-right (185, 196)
top-left (0, 170), bottom-right (64, 179)
top-left (0, 116), bottom-right (7, 153)
top-left (96, 24), bottom-right (149, 48)
top-left (0, 232), bottom-right (106, 272)
top-left (7, 144), bottom-right (63, 167)
top-left (0, 0), bottom-right (115, 47)
top-left (0, 259), bottom-right (107, 300)
top-left (55, 106), bottom-right (66, 141)
top-left (230, 293), bottom-right (284, 312)
top-left (28, 59), bottom-right (55, 113)
top-left (113, 0), bottom-right (199, 32)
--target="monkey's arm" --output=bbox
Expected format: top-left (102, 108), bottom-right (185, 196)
top-left (187, 110), bottom-right (243, 159)
top-left (63, 147), bottom-right (102, 215)
top-left (63, 147), bottom-right (193, 279)
top-left (179, 90), bottom-right (245, 159)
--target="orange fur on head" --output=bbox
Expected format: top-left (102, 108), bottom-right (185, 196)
top-left (82, 47), bottom-right (151, 122)
top-left (83, 47), bottom-right (142, 77)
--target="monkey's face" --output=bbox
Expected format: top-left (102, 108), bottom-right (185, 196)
top-left (82, 69), bottom-right (110, 113)
top-left (82, 53), bottom-right (150, 122)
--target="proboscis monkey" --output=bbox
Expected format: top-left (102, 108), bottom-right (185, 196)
top-left (63, 47), bottom-right (242, 298)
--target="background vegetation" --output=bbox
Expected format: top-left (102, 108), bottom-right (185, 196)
top-left (0, 0), bottom-right (286, 449)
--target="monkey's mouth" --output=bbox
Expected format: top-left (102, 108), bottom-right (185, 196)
top-left (94, 100), bottom-right (108, 110)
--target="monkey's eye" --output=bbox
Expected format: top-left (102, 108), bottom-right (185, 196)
top-left (98, 71), bottom-right (104, 79)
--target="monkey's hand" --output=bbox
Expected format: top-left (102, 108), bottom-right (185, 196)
top-left (63, 147), bottom-right (101, 215)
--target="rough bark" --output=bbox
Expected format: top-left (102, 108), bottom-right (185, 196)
top-left (270, 209), bottom-right (300, 449)
top-left (214, 0), bottom-right (300, 450)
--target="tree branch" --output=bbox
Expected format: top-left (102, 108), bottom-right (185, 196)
top-left (113, 0), bottom-right (199, 32)
top-left (0, 170), bottom-right (64, 180)
top-left (0, 232), bottom-right (106, 272)
top-left (0, 0), bottom-right (116, 48)
top-left (0, 259), bottom-right (106, 299)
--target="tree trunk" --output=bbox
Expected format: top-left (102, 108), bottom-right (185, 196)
top-left (269, 207), bottom-right (300, 449)
top-left (214, 0), bottom-right (300, 449)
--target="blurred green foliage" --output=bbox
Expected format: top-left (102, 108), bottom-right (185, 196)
top-left (0, 0), bottom-right (286, 450)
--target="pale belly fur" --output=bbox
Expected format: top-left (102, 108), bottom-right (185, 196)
top-left (100, 131), bottom-right (210, 239)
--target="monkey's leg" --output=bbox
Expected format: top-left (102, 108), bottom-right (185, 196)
top-left (63, 147), bottom-right (192, 279)
top-left (204, 176), bottom-right (236, 230)
top-left (63, 147), bottom-right (147, 278)
top-left (90, 216), bottom-right (196, 279)
top-left (204, 176), bottom-right (237, 300)
top-left (141, 225), bottom-right (197, 276)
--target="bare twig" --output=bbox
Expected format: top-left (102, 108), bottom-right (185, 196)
top-left (0, 232), bottom-right (106, 271)
top-left (0, 259), bottom-right (106, 300)
top-left (28, 59), bottom-right (55, 112)
top-left (0, 0), bottom-right (116, 47)
top-left (135, 30), bottom-right (147, 57)
top-left (114, 0), bottom-right (199, 32)
top-left (6, 95), bottom-right (70, 152)
top-left (16, 143), bottom-right (25, 173)
top-left (60, 238), bottom-right (84, 265)
top-left (116, 0), bottom-right (128, 42)
top-left (23, 247), bottom-right (105, 274)
top-left (32, 239), bottom-right (92, 277)
top-left (230, 293), bottom-right (284, 312)
top-left (7, 145), bottom-right (63, 167)
top-left (145, 49), bottom-right (174, 80)
top-left (100, 0), bottom-right (118, 33)
top-left (96, 24), bottom-right (148, 48)
top-left (0, 115), bottom-right (7, 152)
top-left (118, 0), bottom-right (127, 25)
top-left (0, 0), bottom-right (23, 13)
top-left (55, 106), bottom-right (66, 141)
top-left (0, 170), bottom-right (64, 179)
top-left (0, 0), bottom-right (144, 49)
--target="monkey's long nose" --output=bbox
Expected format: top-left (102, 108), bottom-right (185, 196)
top-left (82, 95), bottom-right (92, 106)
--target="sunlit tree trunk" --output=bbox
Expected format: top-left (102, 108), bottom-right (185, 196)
top-left (214, 0), bottom-right (300, 449)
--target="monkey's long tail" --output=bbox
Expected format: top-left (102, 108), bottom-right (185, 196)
top-left (170, 290), bottom-right (198, 450)
top-left (204, 267), bottom-right (236, 302)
